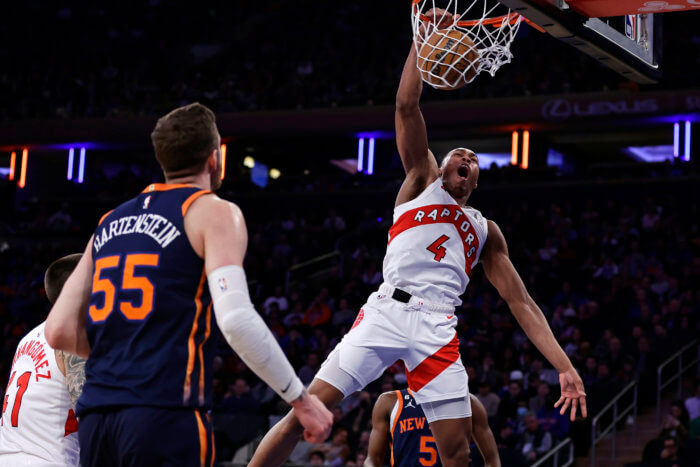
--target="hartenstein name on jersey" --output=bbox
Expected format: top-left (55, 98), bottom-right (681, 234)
top-left (94, 214), bottom-right (181, 253)
top-left (398, 416), bottom-right (427, 434)
top-left (11, 340), bottom-right (51, 381)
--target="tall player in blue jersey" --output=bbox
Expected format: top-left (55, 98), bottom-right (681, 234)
top-left (366, 389), bottom-right (499, 467)
top-left (45, 103), bottom-right (332, 466)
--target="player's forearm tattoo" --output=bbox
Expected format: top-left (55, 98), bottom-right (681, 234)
top-left (63, 352), bottom-right (87, 409)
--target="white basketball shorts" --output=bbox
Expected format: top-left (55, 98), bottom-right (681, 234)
top-left (316, 284), bottom-right (469, 405)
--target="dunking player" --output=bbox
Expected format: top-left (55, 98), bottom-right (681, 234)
top-left (45, 103), bottom-right (332, 466)
top-left (0, 254), bottom-right (85, 466)
top-left (366, 389), bottom-right (499, 467)
top-left (250, 13), bottom-right (586, 467)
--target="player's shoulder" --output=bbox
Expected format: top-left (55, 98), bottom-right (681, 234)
top-left (373, 390), bottom-right (399, 416)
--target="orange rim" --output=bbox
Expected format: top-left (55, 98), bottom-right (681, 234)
top-left (413, 2), bottom-right (545, 33)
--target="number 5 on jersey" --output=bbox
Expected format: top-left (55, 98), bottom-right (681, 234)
top-left (89, 254), bottom-right (159, 322)
top-left (427, 235), bottom-right (449, 262)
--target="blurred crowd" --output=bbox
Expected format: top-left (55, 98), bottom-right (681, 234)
top-left (1, 168), bottom-right (698, 465)
top-left (1, 1), bottom-right (699, 120)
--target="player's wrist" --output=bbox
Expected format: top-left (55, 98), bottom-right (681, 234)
top-left (289, 386), bottom-right (308, 407)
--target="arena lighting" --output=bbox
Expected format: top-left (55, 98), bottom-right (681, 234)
top-left (624, 145), bottom-right (674, 163)
top-left (521, 131), bottom-right (530, 170)
top-left (77, 148), bottom-right (86, 183)
top-left (269, 168), bottom-right (281, 179)
top-left (220, 144), bottom-right (227, 180)
top-left (18, 148), bottom-right (28, 188)
top-left (673, 123), bottom-right (680, 158)
top-left (9, 152), bottom-right (16, 181)
top-left (511, 131), bottom-right (518, 165)
top-left (67, 148), bottom-right (75, 180)
top-left (684, 121), bottom-right (691, 161)
top-left (243, 156), bottom-right (255, 168)
top-left (367, 138), bottom-right (375, 175)
top-left (357, 138), bottom-right (365, 172)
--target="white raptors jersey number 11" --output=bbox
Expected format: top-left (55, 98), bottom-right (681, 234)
top-left (383, 178), bottom-right (488, 306)
top-left (0, 322), bottom-right (79, 466)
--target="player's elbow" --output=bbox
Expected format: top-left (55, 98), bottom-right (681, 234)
top-left (44, 318), bottom-right (70, 351)
top-left (395, 95), bottom-right (419, 114)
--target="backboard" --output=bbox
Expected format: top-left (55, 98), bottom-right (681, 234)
top-left (498, 0), bottom-right (670, 83)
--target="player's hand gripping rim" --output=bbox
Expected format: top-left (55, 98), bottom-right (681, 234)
top-left (554, 368), bottom-right (588, 421)
top-left (419, 8), bottom-right (461, 37)
top-left (291, 389), bottom-right (333, 443)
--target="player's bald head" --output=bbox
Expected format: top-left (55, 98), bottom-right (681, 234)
top-left (441, 147), bottom-right (476, 169)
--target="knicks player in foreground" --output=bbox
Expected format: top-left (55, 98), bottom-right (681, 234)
top-left (1, 254), bottom-right (85, 466)
top-left (44, 103), bottom-right (332, 466)
top-left (249, 14), bottom-right (587, 467)
top-left (366, 390), bottom-right (499, 467)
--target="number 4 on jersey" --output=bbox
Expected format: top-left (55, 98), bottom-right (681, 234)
top-left (426, 235), bottom-right (449, 262)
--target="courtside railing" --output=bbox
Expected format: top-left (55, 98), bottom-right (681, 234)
top-left (590, 380), bottom-right (638, 467)
top-left (285, 250), bottom-right (344, 293)
top-left (532, 437), bottom-right (574, 467)
top-left (656, 339), bottom-right (698, 425)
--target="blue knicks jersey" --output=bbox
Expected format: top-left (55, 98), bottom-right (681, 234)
top-left (77, 184), bottom-right (216, 416)
top-left (390, 389), bottom-right (442, 467)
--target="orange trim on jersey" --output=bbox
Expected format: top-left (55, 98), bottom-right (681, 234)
top-left (387, 203), bottom-right (481, 277)
top-left (181, 190), bottom-right (212, 217)
top-left (390, 389), bottom-right (404, 466)
top-left (142, 183), bottom-right (195, 193)
top-left (184, 269), bottom-right (207, 403)
top-left (194, 410), bottom-right (207, 467)
top-left (98, 210), bottom-right (114, 226)
top-left (207, 413), bottom-right (216, 467)
top-left (197, 302), bottom-right (213, 405)
top-left (405, 333), bottom-right (460, 392)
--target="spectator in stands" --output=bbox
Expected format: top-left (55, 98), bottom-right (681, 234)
top-left (520, 412), bottom-right (553, 463)
top-left (222, 377), bottom-right (261, 416)
top-left (498, 379), bottom-right (528, 420)
top-left (476, 381), bottom-right (500, 418)
top-left (684, 382), bottom-right (700, 421)
top-left (298, 352), bottom-right (321, 386)
top-left (263, 285), bottom-right (289, 314)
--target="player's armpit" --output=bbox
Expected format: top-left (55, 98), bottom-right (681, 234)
top-left (365, 391), bottom-right (396, 467)
top-left (45, 238), bottom-right (93, 358)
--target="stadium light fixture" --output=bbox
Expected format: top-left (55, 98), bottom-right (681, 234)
top-left (67, 148), bottom-right (75, 180)
top-left (18, 148), bottom-right (28, 188)
top-left (684, 121), bottom-right (691, 161)
top-left (673, 122), bottom-right (680, 158)
top-left (9, 152), bottom-right (16, 181)
top-left (269, 168), bottom-right (281, 179)
top-left (521, 131), bottom-right (530, 170)
top-left (220, 144), bottom-right (227, 180)
top-left (78, 147), bottom-right (86, 183)
top-left (511, 131), bottom-right (518, 165)
top-left (367, 138), bottom-right (375, 175)
top-left (243, 156), bottom-right (255, 168)
top-left (357, 138), bottom-right (365, 172)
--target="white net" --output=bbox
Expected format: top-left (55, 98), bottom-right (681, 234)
top-left (411, 0), bottom-right (522, 89)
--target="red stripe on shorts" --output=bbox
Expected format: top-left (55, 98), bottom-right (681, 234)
top-left (405, 333), bottom-right (460, 393)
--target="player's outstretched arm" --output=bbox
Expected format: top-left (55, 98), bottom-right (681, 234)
top-left (481, 220), bottom-right (587, 421)
top-left (394, 42), bottom-right (438, 206)
top-left (364, 391), bottom-right (396, 467)
top-left (470, 395), bottom-right (500, 467)
top-left (185, 195), bottom-right (332, 442)
top-left (45, 239), bottom-right (94, 358)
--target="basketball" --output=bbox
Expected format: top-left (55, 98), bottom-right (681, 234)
top-left (417, 29), bottom-right (479, 89)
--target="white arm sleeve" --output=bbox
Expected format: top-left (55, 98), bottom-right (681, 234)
top-left (208, 265), bottom-right (304, 404)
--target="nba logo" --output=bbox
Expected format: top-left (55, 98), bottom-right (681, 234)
top-left (218, 277), bottom-right (227, 292)
top-left (625, 15), bottom-right (637, 41)
top-left (143, 195), bottom-right (151, 209)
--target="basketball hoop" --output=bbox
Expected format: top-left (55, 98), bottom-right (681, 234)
top-left (412, 0), bottom-right (534, 89)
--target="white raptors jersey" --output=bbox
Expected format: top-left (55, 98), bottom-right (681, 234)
top-left (0, 322), bottom-right (79, 466)
top-left (383, 177), bottom-right (488, 306)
